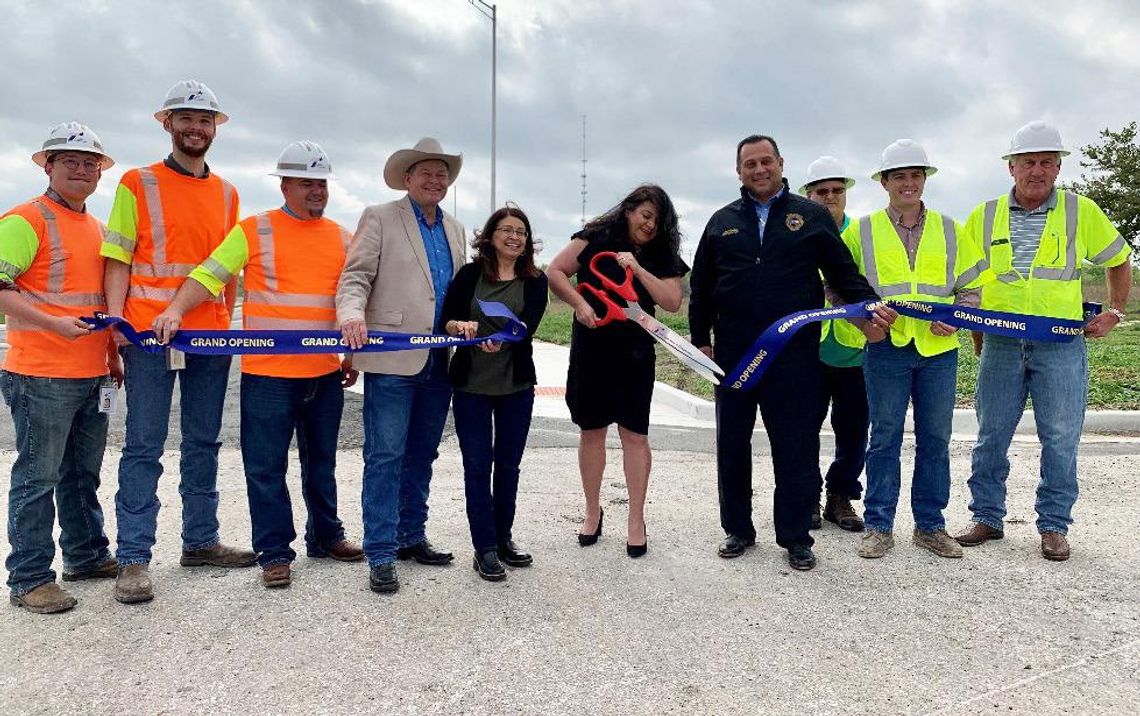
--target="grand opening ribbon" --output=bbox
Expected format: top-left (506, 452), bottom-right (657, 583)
top-left (82, 300), bottom-right (526, 355)
top-left (725, 301), bottom-right (1090, 391)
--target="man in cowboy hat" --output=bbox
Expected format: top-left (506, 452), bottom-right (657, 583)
top-left (337, 137), bottom-right (466, 594)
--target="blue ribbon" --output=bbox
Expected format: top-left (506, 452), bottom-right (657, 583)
top-left (725, 300), bottom-right (1088, 391)
top-left (83, 300), bottom-right (526, 356)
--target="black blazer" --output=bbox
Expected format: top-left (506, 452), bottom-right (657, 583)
top-left (441, 262), bottom-right (549, 389)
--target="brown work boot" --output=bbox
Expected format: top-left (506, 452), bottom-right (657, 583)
top-left (10, 582), bottom-right (77, 614)
top-left (313, 539), bottom-right (365, 563)
top-left (62, 557), bottom-right (119, 582)
top-left (857, 530), bottom-right (894, 559)
top-left (114, 564), bottom-right (154, 604)
top-left (810, 502), bottom-right (822, 530)
top-left (955, 522), bottom-right (1004, 547)
top-left (913, 529), bottom-right (964, 558)
top-left (823, 492), bottom-right (865, 532)
top-left (1041, 532), bottom-right (1070, 561)
top-left (181, 542), bottom-right (257, 568)
top-left (262, 563), bottom-right (292, 588)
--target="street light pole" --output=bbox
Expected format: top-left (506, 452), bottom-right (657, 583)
top-left (469, 0), bottom-right (497, 210)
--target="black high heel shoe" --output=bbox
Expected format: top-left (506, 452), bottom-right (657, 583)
top-left (578, 508), bottom-right (603, 546)
top-left (627, 527), bottom-right (647, 558)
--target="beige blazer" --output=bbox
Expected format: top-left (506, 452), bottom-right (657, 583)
top-left (336, 195), bottom-right (466, 375)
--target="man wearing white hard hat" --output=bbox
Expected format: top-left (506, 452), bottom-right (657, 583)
top-left (337, 137), bottom-right (466, 593)
top-left (101, 80), bottom-right (253, 605)
top-left (0, 123), bottom-right (120, 613)
top-left (842, 139), bottom-right (994, 561)
top-left (152, 142), bottom-right (365, 588)
top-left (955, 121), bottom-right (1132, 561)
top-left (801, 156), bottom-right (866, 533)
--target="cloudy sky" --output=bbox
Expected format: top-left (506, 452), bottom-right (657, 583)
top-left (2, 0), bottom-right (1137, 262)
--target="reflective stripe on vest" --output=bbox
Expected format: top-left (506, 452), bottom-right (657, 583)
top-left (33, 200), bottom-right (66, 293)
top-left (858, 214), bottom-right (960, 297)
top-left (984, 191), bottom-right (1080, 283)
top-left (242, 214), bottom-right (338, 329)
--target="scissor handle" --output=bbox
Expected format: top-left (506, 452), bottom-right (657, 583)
top-left (576, 282), bottom-right (625, 327)
top-left (589, 252), bottom-right (638, 302)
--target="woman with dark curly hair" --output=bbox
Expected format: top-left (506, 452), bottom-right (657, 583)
top-left (441, 205), bottom-right (548, 581)
top-left (547, 184), bottom-right (689, 558)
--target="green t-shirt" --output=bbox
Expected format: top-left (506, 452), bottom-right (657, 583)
top-left (820, 213), bottom-right (863, 368)
top-left (462, 274), bottom-right (532, 396)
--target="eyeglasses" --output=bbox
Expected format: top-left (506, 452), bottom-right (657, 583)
top-left (53, 156), bottom-right (102, 172)
top-left (495, 226), bottom-right (529, 238)
top-left (810, 187), bottom-right (846, 198)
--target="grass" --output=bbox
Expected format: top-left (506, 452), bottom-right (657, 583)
top-left (537, 289), bottom-right (1140, 410)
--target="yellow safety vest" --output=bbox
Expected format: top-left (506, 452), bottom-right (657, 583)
top-left (842, 209), bottom-right (993, 357)
top-left (965, 190), bottom-right (1130, 320)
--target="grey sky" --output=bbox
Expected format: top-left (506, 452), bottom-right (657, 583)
top-left (2, 0), bottom-right (1137, 261)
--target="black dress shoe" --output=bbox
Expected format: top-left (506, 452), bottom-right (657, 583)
top-left (497, 540), bottom-right (533, 567)
top-left (810, 503), bottom-right (822, 530)
top-left (626, 536), bottom-right (648, 559)
top-left (473, 550), bottom-right (506, 581)
top-left (396, 540), bottom-right (454, 566)
top-left (369, 564), bottom-right (399, 593)
top-left (787, 544), bottom-right (816, 571)
top-left (578, 507), bottom-right (603, 547)
top-left (717, 534), bottom-right (756, 559)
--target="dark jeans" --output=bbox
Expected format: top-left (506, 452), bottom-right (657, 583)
top-left (715, 346), bottom-right (826, 549)
top-left (2, 372), bottom-right (112, 596)
top-left (361, 351), bottom-right (452, 566)
top-left (819, 363), bottom-right (868, 500)
top-left (240, 371), bottom-right (347, 567)
top-left (452, 388), bottom-right (535, 553)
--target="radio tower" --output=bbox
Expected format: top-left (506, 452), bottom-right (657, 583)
top-left (580, 115), bottom-right (588, 226)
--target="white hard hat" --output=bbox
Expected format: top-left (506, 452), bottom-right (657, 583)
top-left (154, 80), bottom-right (229, 124)
top-left (1003, 120), bottom-right (1069, 160)
top-left (269, 141), bottom-right (333, 179)
top-left (799, 155), bottom-right (855, 194)
top-left (31, 122), bottom-right (114, 169)
top-left (872, 139), bottom-right (937, 181)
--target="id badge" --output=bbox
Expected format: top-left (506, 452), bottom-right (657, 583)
top-left (98, 385), bottom-right (119, 414)
top-left (167, 348), bottom-right (186, 371)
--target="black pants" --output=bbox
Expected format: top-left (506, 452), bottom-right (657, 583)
top-left (820, 363), bottom-right (869, 501)
top-left (715, 347), bottom-right (826, 549)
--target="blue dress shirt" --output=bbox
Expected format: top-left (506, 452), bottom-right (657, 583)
top-left (410, 199), bottom-right (454, 330)
top-left (751, 186), bottom-right (786, 244)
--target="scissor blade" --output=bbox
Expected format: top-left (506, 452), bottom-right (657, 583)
top-left (623, 307), bottom-right (725, 384)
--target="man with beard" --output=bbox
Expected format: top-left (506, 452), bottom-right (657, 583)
top-left (101, 80), bottom-right (254, 605)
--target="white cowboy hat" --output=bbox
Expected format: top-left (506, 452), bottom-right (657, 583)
top-left (383, 137), bottom-right (463, 190)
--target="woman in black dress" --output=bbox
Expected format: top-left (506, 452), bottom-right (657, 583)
top-left (547, 185), bottom-right (688, 558)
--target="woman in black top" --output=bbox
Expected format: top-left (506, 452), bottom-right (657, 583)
top-left (442, 206), bottom-right (548, 582)
top-left (547, 185), bottom-right (689, 558)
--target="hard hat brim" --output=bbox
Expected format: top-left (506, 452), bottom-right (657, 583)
top-left (799, 176), bottom-right (856, 194)
top-left (871, 165), bottom-right (937, 181)
top-left (269, 170), bottom-right (334, 180)
top-left (32, 147), bottom-right (114, 170)
top-left (1001, 148), bottom-right (1071, 160)
top-left (155, 108), bottom-right (230, 125)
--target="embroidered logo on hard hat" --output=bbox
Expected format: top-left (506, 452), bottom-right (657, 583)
top-left (721, 228), bottom-right (740, 237)
top-left (785, 213), bottom-right (804, 231)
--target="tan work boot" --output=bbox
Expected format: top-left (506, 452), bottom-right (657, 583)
top-left (114, 564), bottom-right (154, 604)
top-left (62, 557), bottom-right (119, 582)
top-left (181, 542), bottom-right (257, 568)
top-left (10, 582), bottom-right (77, 614)
top-left (913, 529), bottom-right (963, 558)
top-left (1041, 532), bottom-right (1070, 561)
top-left (857, 530), bottom-right (894, 559)
top-left (954, 522), bottom-right (1004, 547)
top-left (823, 492), bottom-right (865, 532)
top-left (262, 563), bottom-right (292, 588)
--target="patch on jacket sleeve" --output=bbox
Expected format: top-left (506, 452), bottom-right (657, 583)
top-left (785, 213), bottom-right (804, 231)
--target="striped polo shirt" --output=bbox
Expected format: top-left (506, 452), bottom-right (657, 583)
top-left (1008, 189), bottom-right (1057, 276)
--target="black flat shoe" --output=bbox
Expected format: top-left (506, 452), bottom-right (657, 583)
top-left (717, 534), bottom-right (756, 559)
top-left (497, 540), bottom-right (533, 567)
top-left (578, 507), bottom-right (603, 547)
top-left (473, 550), bottom-right (506, 581)
top-left (396, 540), bottom-right (454, 566)
top-left (369, 564), bottom-right (399, 593)
top-left (787, 544), bottom-right (816, 571)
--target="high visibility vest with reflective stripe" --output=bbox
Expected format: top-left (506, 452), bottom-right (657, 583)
top-left (819, 215), bottom-right (867, 351)
top-left (2, 198), bottom-right (109, 378)
top-left (240, 209), bottom-right (351, 378)
top-left (122, 162), bottom-right (237, 331)
top-left (970, 191), bottom-right (1128, 320)
top-left (847, 209), bottom-right (988, 357)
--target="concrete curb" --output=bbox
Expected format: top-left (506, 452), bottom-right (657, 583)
top-left (652, 380), bottom-right (1140, 434)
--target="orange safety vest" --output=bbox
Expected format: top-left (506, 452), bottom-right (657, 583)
top-left (3, 197), bottom-right (109, 378)
top-left (124, 162), bottom-right (237, 331)
top-left (240, 209), bottom-right (351, 378)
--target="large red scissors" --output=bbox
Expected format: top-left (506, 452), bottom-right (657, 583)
top-left (576, 251), bottom-right (725, 384)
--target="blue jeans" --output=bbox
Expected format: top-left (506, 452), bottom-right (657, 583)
top-left (452, 388), bottom-right (535, 553)
top-left (361, 351), bottom-right (452, 566)
top-left (3, 372), bottom-right (112, 596)
top-left (240, 371), bottom-right (347, 567)
top-left (115, 346), bottom-right (231, 565)
top-left (968, 335), bottom-right (1087, 535)
top-left (862, 342), bottom-right (958, 533)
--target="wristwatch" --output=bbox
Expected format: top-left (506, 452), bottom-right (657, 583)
top-left (1107, 307), bottom-right (1126, 321)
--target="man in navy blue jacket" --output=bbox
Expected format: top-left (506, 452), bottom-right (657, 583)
top-left (689, 134), bottom-right (892, 570)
